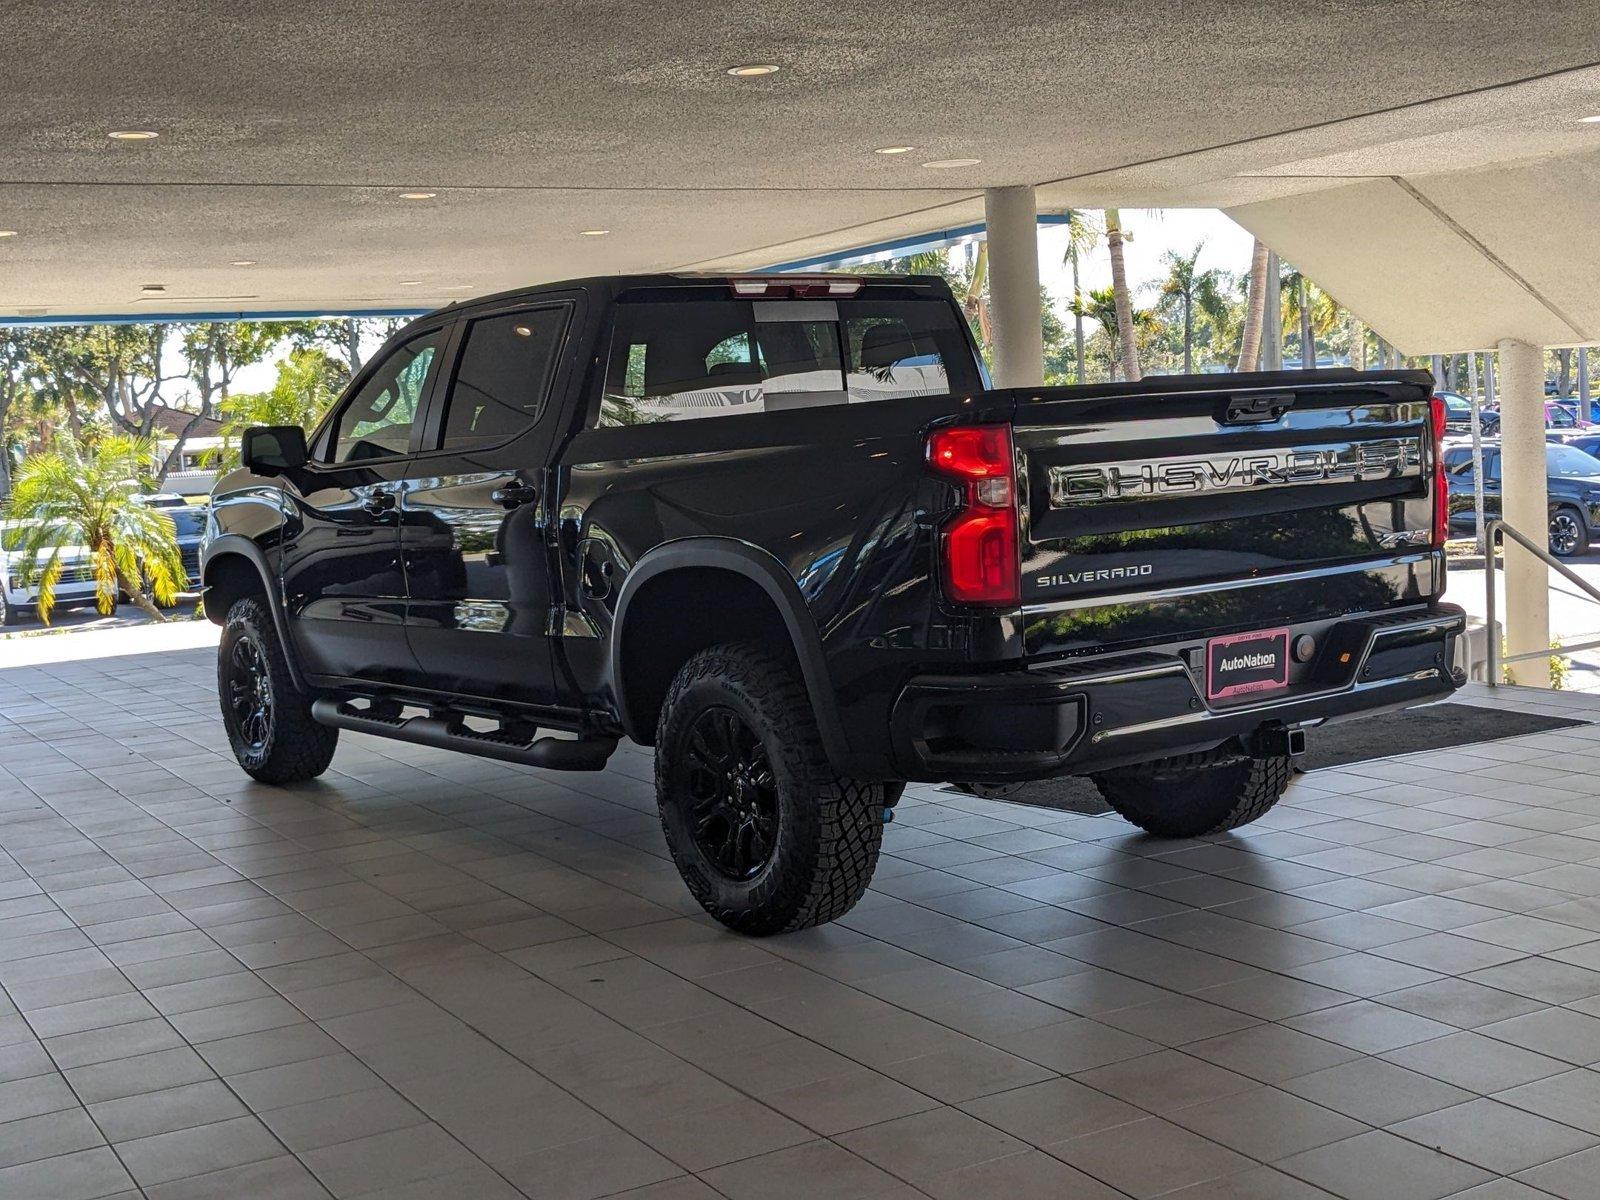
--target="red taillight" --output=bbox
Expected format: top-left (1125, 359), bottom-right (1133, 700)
top-left (928, 425), bottom-right (1019, 605)
top-left (1429, 395), bottom-right (1449, 548)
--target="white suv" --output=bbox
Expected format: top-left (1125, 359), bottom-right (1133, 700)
top-left (0, 521), bottom-right (101, 626)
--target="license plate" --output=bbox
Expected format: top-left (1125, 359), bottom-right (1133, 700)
top-left (1206, 628), bottom-right (1290, 701)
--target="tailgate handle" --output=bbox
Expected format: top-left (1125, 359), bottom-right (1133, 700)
top-left (1222, 392), bottom-right (1294, 425)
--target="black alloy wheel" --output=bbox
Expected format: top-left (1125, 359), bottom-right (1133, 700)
top-left (227, 635), bottom-right (274, 756)
top-left (1550, 507), bottom-right (1585, 558)
top-left (683, 706), bottom-right (779, 880)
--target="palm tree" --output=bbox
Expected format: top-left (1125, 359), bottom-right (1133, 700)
top-left (210, 348), bottom-right (345, 471)
top-left (1077, 286), bottom-right (1151, 382)
top-left (1281, 268), bottom-right (1338, 368)
top-left (1151, 242), bottom-right (1230, 375)
top-left (1062, 211), bottom-right (1101, 383)
top-left (1236, 239), bottom-right (1270, 372)
top-left (6, 434), bottom-right (184, 623)
top-left (1103, 210), bottom-right (1141, 382)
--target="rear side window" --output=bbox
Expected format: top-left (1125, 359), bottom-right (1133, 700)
top-left (438, 309), bottom-right (566, 451)
top-left (600, 294), bottom-right (978, 425)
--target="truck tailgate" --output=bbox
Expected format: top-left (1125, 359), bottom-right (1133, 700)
top-left (1013, 370), bottom-right (1442, 661)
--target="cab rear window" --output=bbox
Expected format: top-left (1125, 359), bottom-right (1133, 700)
top-left (600, 293), bottom-right (979, 426)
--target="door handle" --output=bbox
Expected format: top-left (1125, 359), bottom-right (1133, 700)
top-left (360, 490), bottom-right (396, 516)
top-left (491, 484), bottom-right (538, 509)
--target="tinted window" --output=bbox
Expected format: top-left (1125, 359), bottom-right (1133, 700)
top-left (168, 509), bottom-right (206, 537)
top-left (438, 309), bottom-right (565, 451)
top-left (329, 329), bottom-right (446, 463)
top-left (600, 293), bottom-right (978, 426)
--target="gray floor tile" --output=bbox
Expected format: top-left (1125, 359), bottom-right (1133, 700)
top-left (1276, 1130), bottom-right (1494, 1200)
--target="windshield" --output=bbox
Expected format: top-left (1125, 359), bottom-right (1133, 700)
top-left (1548, 444), bottom-right (1600, 477)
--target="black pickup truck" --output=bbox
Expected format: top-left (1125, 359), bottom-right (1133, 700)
top-left (203, 273), bottom-right (1466, 934)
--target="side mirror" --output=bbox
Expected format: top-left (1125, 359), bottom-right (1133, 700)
top-left (240, 426), bottom-right (308, 476)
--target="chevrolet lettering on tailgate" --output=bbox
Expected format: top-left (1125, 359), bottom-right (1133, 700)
top-left (1049, 438), bottom-right (1423, 506)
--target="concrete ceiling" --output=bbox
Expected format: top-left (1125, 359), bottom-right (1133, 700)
top-left (2, 0), bottom-right (1598, 350)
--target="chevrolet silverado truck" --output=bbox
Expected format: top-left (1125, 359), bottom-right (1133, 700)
top-left (202, 273), bottom-right (1466, 934)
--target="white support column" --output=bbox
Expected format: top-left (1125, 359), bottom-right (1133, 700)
top-left (983, 186), bottom-right (1045, 389)
top-left (1499, 338), bottom-right (1551, 686)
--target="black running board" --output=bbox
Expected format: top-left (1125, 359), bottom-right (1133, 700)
top-left (310, 699), bottom-right (617, 771)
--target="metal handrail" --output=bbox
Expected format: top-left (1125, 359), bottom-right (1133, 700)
top-left (1486, 518), bottom-right (1600, 685)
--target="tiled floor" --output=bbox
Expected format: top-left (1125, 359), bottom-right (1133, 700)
top-left (7, 651), bottom-right (1600, 1200)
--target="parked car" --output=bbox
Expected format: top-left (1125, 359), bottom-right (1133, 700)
top-left (1435, 390), bottom-right (1476, 435)
top-left (137, 492), bottom-right (191, 510)
top-left (1445, 440), bottom-right (1600, 555)
top-left (203, 273), bottom-right (1465, 935)
top-left (1551, 397), bottom-right (1600, 424)
top-left (1562, 433), bottom-right (1600, 460)
top-left (1479, 400), bottom-right (1577, 436)
top-left (0, 519), bottom-right (103, 625)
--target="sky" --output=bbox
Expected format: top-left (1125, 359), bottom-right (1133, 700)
top-left (200, 209), bottom-right (1258, 401)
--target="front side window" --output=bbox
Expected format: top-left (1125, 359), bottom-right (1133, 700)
top-left (437, 309), bottom-right (566, 452)
top-left (328, 328), bottom-right (447, 463)
top-left (599, 292), bottom-right (977, 426)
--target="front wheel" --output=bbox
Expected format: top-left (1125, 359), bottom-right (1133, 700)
top-left (655, 641), bottom-right (884, 935)
top-left (1092, 743), bottom-right (1292, 838)
top-left (0, 589), bottom-right (20, 628)
top-left (219, 597), bottom-right (338, 784)
top-left (1550, 506), bottom-right (1587, 558)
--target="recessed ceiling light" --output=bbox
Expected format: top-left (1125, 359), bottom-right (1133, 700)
top-left (109, 130), bottom-right (159, 141)
top-left (1581, 115), bottom-right (1600, 124)
top-left (874, 146), bottom-right (916, 155)
top-left (921, 158), bottom-right (982, 169)
top-left (398, 191), bottom-right (437, 200)
top-left (726, 64), bottom-right (780, 77)
top-left (0, 231), bottom-right (17, 239)
top-left (140, 284), bottom-right (166, 294)
top-left (580, 229), bottom-right (610, 236)
top-left (442, 284), bottom-right (474, 290)
top-left (399, 280), bottom-right (424, 286)
top-left (229, 259), bottom-right (256, 267)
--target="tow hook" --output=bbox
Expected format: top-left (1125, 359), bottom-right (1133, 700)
top-left (1249, 723), bottom-right (1306, 759)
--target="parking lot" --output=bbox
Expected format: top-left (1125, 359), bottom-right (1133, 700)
top-left (2, 637), bottom-right (1600, 1198)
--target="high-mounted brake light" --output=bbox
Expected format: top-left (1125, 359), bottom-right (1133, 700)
top-left (730, 276), bottom-right (864, 299)
top-left (927, 425), bottom-right (1019, 606)
top-left (1429, 395), bottom-right (1449, 549)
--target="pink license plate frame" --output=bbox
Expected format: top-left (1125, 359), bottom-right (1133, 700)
top-left (1205, 627), bottom-right (1291, 701)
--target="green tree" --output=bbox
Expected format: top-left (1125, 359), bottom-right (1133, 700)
top-left (211, 348), bottom-right (345, 471)
top-left (1281, 267), bottom-right (1338, 368)
top-left (165, 321), bottom-right (290, 483)
top-left (7, 434), bottom-right (184, 623)
top-left (1150, 242), bottom-right (1231, 375)
top-left (1075, 286), bottom-right (1151, 382)
top-left (1062, 211), bottom-right (1101, 383)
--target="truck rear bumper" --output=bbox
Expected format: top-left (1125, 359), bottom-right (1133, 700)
top-left (890, 604), bottom-right (1467, 782)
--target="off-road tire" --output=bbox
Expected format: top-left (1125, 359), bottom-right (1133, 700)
top-left (219, 597), bottom-right (338, 784)
top-left (656, 640), bottom-right (883, 935)
top-left (1092, 743), bottom-right (1292, 838)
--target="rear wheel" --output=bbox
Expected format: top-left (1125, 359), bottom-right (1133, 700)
top-left (219, 597), bottom-right (337, 784)
top-left (1550, 505), bottom-right (1587, 558)
top-left (1092, 743), bottom-right (1292, 838)
top-left (655, 641), bottom-right (883, 935)
top-left (0, 590), bottom-right (20, 628)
